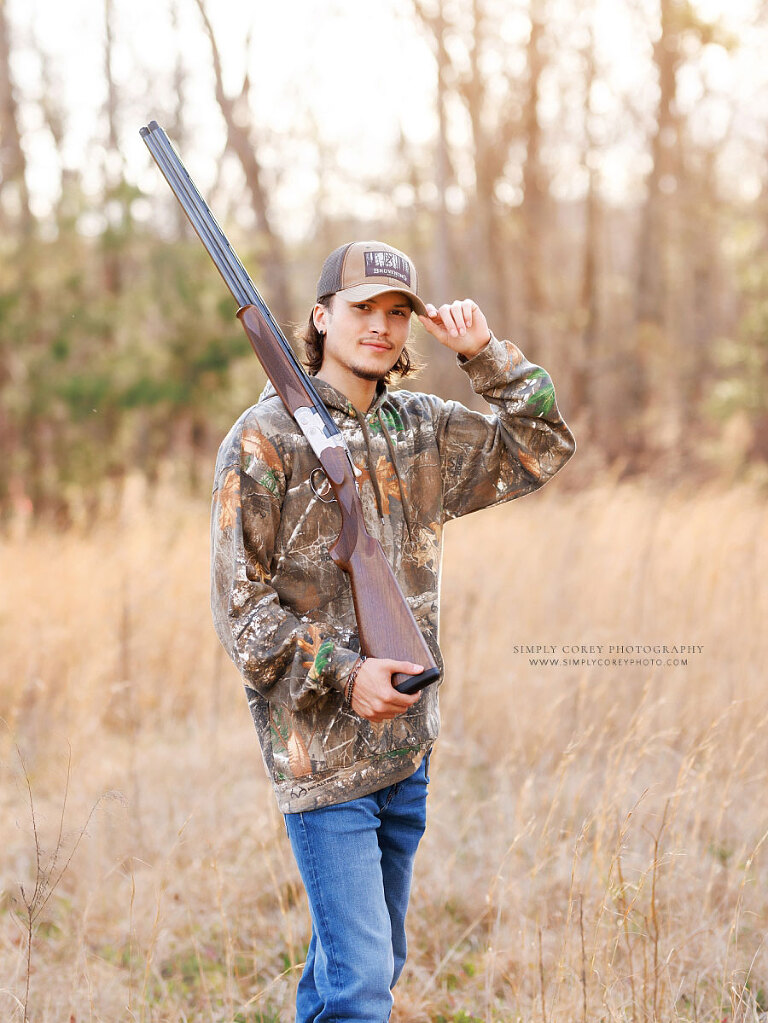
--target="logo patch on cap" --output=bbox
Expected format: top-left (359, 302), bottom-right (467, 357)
top-left (364, 250), bottom-right (411, 286)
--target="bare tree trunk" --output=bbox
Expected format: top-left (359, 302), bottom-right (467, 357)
top-left (521, 0), bottom-right (549, 356)
top-left (194, 0), bottom-right (292, 324)
top-left (464, 0), bottom-right (510, 330)
top-left (425, 2), bottom-right (454, 301)
top-left (0, 0), bottom-right (31, 232)
top-left (411, 0), bottom-right (472, 400)
top-left (102, 0), bottom-right (124, 298)
top-left (635, 5), bottom-right (677, 328)
top-left (572, 19), bottom-right (601, 443)
top-left (673, 138), bottom-right (728, 466)
top-left (169, 0), bottom-right (192, 239)
top-left (0, 0), bottom-right (32, 508)
top-left (304, 108), bottom-right (336, 261)
top-left (104, 0), bottom-right (120, 159)
top-left (632, 0), bottom-right (680, 450)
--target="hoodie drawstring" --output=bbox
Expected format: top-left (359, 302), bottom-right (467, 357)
top-left (353, 406), bottom-right (386, 521)
top-left (378, 409), bottom-right (414, 542)
top-left (349, 404), bottom-right (413, 542)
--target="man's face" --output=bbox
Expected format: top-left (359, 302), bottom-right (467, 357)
top-left (314, 292), bottom-right (412, 383)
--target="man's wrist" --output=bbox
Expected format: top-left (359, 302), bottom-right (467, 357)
top-left (458, 333), bottom-right (492, 362)
top-left (344, 656), bottom-right (366, 705)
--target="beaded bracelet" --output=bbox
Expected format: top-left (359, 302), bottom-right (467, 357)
top-left (344, 656), bottom-right (367, 705)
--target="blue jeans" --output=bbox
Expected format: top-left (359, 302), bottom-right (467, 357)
top-left (284, 751), bottom-right (430, 1023)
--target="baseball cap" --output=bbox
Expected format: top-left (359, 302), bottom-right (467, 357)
top-left (316, 240), bottom-right (428, 317)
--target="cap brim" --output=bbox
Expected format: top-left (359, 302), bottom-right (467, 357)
top-left (335, 283), bottom-right (428, 318)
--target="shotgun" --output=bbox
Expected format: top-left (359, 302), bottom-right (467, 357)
top-left (140, 119), bottom-right (439, 694)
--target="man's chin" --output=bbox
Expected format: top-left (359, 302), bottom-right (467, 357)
top-left (351, 365), bottom-right (392, 383)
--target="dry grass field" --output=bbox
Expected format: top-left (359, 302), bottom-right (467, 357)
top-left (1, 473), bottom-right (766, 1022)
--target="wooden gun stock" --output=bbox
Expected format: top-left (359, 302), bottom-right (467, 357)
top-left (320, 447), bottom-right (440, 692)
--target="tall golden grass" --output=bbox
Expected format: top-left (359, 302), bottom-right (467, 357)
top-left (1, 473), bottom-right (766, 1022)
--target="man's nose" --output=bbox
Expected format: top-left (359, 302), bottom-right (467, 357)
top-left (370, 309), bottom-right (389, 333)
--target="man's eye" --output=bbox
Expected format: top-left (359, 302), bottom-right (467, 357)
top-left (354, 303), bottom-right (370, 311)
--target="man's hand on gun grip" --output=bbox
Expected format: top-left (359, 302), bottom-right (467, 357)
top-left (349, 658), bottom-right (423, 722)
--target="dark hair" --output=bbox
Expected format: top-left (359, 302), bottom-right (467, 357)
top-left (296, 295), bottom-right (420, 383)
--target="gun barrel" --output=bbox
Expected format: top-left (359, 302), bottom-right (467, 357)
top-left (140, 120), bottom-right (338, 438)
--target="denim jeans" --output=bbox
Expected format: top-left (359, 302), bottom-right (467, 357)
top-left (284, 751), bottom-right (430, 1023)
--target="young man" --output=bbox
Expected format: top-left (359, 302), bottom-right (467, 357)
top-left (211, 240), bottom-right (575, 1022)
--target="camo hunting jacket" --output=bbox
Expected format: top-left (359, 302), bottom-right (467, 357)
top-left (210, 335), bottom-right (575, 812)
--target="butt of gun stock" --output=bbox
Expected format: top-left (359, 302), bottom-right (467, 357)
top-left (393, 666), bottom-right (441, 694)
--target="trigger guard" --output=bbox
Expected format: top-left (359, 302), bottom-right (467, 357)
top-left (310, 466), bottom-right (336, 503)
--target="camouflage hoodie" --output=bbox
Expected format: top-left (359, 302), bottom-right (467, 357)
top-left (210, 335), bottom-right (575, 813)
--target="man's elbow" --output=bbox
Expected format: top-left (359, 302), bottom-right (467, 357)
top-left (542, 424), bottom-right (576, 479)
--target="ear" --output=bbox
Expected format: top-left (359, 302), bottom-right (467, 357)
top-left (313, 301), bottom-right (332, 335)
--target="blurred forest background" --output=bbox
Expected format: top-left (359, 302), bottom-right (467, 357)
top-left (2, 0), bottom-right (768, 524)
top-left (3, 2), bottom-right (768, 1020)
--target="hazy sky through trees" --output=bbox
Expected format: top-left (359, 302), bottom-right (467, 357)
top-left (7, 0), bottom-right (767, 238)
